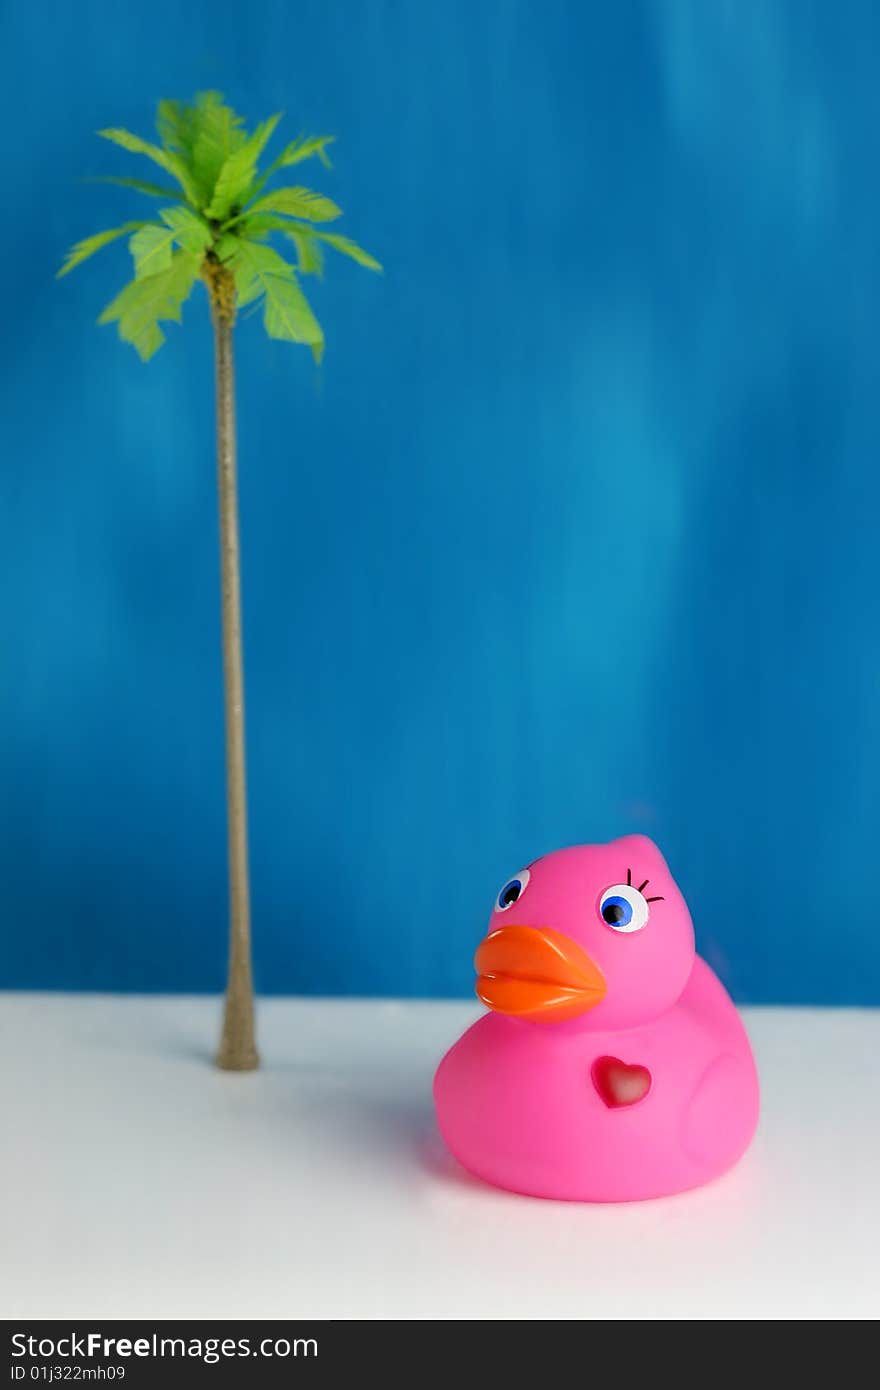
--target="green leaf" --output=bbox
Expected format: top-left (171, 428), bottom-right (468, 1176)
top-left (57, 221), bottom-right (148, 278)
top-left (243, 134), bottom-right (336, 206)
top-left (97, 250), bottom-right (202, 360)
top-left (236, 212), bottom-right (293, 238)
top-left (204, 113), bottom-right (282, 219)
top-left (127, 205), bottom-right (211, 279)
top-left (155, 99), bottom-right (199, 162)
top-left (237, 214), bottom-right (381, 278)
top-left (243, 185), bottom-right (341, 223)
top-left (85, 175), bottom-right (182, 199)
top-left (98, 127), bottom-right (198, 206)
top-left (308, 231), bottom-right (382, 272)
top-left (229, 241), bottom-right (324, 359)
top-left (131, 319), bottom-right (166, 360)
top-left (130, 206), bottom-right (211, 277)
top-left (129, 224), bottom-right (176, 278)
top-left (283, 226), bottom-right (324, 276)
top-left (228, 240), bottom-right (292, 308)
top-left (154, 94), bottom-right (251, 207)
top-left (213, 233), bottom-right (241, 263)
top-left (263, 275), bottom-right (324, 360)
top-left (188, 93), bottom-right (246, 206)
top-left (158, 204), bottom-right (213, 253)
top-left (273, 134), bottom-right (335, 171)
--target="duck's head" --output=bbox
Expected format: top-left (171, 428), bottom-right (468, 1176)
top-left (475, 835), bottom-right (695, 1030)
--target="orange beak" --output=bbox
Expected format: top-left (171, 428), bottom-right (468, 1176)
top-left (475, 924), bottom-right (607, 1022)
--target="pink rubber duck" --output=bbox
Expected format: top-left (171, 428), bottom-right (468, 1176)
top-left (434, 836), bottom-right (759, 1201)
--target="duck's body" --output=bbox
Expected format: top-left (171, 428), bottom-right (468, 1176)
top-left (434, 837), bottom-right (760, 1202)
top-left (435, 955), bottom-right (758, 1202)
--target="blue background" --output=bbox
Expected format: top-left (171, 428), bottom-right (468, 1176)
top-left (1, 0), bottom-right (878, 1003)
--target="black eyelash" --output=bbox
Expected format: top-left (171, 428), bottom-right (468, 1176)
top-left (628, 869), bottom-right (663, 902)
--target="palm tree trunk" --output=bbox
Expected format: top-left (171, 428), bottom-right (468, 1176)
top-left (210, 268), bottom-right (259, 1071)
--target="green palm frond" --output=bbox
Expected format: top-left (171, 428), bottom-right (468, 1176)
top-left (242, 186), bottom-right (341, 224)
top-left (264, 276), bottom-right (323, 359)
top-left (279, 228), bottom-right (383, 275)
top-left (204, 114), bottom-right (281, 220)
top-left (283, 226), bottom-right (325, 276)
top-left (98, 250), bottom-right (202, 360)
top-left (129, 207), bottom-right (212, 279)
top-left (232, 212), bottom-right (288, 241)
top-left (98, 128), bottom-right (199, 206)
top-left (155, 98), bottom-right (200, 165)
top-left (158, 205), bottom-right (213, 253)
top-left (61, 94), bottom-right (380, 360)
top-left (228, 240), bottom-right (294, 307)
top-left (306, 231), bottom-right (382, 271)
top-left (273, 134), bottom-right (335, 171)
top-left (57, 221), bottom-right (149, 278)
top-left (85, 175), bottom-right (182, 199)
top-left (229, 242), bottom-right (323, 360)
top-left (188, 93), bottom-right (247, 207)
top-left (129, 224), bottom-right (177, 279)
top-left (243, 134), bottom-right (335, 204)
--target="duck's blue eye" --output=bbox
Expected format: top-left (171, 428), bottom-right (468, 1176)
top-left (495, 867), bottom-right (531, 911)
top-left (599, 883), bottom-right (650, 933)
top-left (601, 895), bottom-right (632, 927)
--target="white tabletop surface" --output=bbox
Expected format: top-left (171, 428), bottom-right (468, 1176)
top-left (1, 994), bottom-right (878, 1320)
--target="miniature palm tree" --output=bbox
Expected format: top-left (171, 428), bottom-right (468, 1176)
top-left (58, 93), bottom-right (381, 1071)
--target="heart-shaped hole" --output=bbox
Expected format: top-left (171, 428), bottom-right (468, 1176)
top-left (592, 1055), bottom-right (652, 1108)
